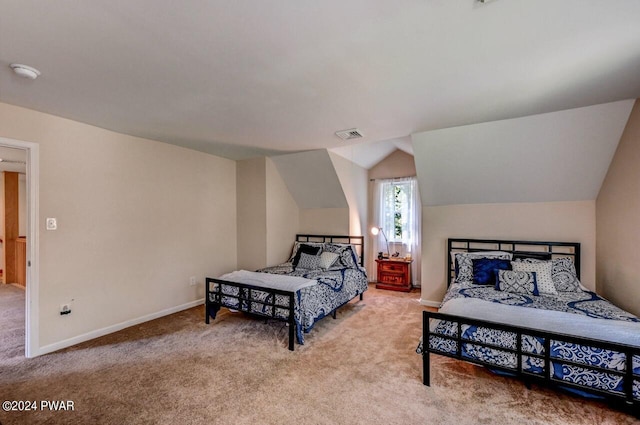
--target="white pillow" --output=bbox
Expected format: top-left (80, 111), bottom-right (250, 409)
top-left (511, 260), bottom-right (557, 295)
top-left (318, 251), bottom-right (339, 269)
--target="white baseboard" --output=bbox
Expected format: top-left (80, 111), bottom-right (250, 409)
top-left (37, 298), bottom-right (205, 356)
top-left (419, 299), bottom-right (441, 308)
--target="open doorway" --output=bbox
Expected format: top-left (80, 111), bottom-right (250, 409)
top-left (0, 137), bottom-right (39, 358)
top-left (1, 148), bottom-right (27, 284)
top-left (0, 146), bottom-right (27, 360)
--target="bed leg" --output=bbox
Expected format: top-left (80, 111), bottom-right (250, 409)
top-left (288, 321), bottom-right (295, 351)
top-left (205, 289), bottom-right (210, 324)
top-left (423, 351), bottom-right (431, 386)
top-left (206, 304), bottom-right (219, 323)
top-left (359, 293), bottom-right (363, 301)
top-left (332, 310), bottom-right (337, 319)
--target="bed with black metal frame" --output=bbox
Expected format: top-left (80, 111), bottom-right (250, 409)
top-left (205, 234), bottom-right (366, 351)
top-left (421, 238), bottom-right (640, 414)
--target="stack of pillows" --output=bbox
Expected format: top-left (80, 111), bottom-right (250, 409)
top-left (454, 251), bottom-right (582, 296)
top-left (290, 242), bottom-right (360, 271)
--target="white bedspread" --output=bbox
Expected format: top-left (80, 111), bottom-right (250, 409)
top-left (218, 270), bottom-right (317, 292)
top-left (438, 297), bottom-right (640, 347)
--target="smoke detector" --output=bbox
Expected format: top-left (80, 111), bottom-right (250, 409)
top-left (10, 64), bottom-right (41, 80)
top-left (335, 128), bottom-right (364, 141)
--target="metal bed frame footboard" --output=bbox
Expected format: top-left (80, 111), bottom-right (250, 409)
top-left (206, 277), bottom-right (296, 350)
top-left (423, 310), bottom-right (640, 410)
top-left (205, 277), bottom-right (365, 351)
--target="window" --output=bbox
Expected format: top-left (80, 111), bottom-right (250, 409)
top-left (371, 176), bottom-right (421, 285)
top-left (379, 178), bottom-right (418, 245)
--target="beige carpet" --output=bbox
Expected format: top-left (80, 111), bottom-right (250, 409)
top-left (0, 283), bottom-right (637, 425)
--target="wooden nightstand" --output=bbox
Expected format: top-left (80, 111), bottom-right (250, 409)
top-left (375, 259), bottom-right (413, 292)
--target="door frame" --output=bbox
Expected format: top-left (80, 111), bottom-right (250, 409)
top-left (0, 136), bottom-right (39, 358)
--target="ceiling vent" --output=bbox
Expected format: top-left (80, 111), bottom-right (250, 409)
top-left (335, 128), bottom-right (364, 141)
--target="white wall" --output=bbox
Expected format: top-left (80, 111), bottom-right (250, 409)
top-left (236, 152), bottom-right (363, 269)
top-left (0, 102), bottom-right (237, 351)
top-left (328, 152), bottom-right (368, 237)
top-left (596, 99), bottom-right (640, 316)
top-left (266, 157), bottom-right (299, 265)
top-left (299, 208), bottom-right (349, 235)
top-left (236, 157), bottom-right (300, 268)
top-left (236, 157), bottom-right (267, 270)
top-left (421, 201), bottom-right (596, 305)
top-left (271, 149), bottom-right (364, 244)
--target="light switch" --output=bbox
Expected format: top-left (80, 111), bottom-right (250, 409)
top-left (46, 217), bottom-right (57, 230)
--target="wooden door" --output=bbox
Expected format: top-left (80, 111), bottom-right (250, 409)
top-left (3, 171), bottom-right (19, 284)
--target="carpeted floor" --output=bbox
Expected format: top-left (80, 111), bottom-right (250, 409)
top-left (0, 283), bottom-right (638, 425)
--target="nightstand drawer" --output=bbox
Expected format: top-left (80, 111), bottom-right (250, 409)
top-left (379, 274), bottom-right (405, 284)
top-left (379, 262), bottom-right (407, 272)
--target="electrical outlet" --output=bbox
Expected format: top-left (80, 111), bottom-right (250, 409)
top-left (189, 276), bottom-right (197, 286)
top-left (60, 302), bottom-right (72, 315)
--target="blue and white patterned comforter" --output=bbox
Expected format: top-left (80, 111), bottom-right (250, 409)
top-left (213, 263), bottom-right (368, 344)
top-left (418, 281), bottom-right (640, 399)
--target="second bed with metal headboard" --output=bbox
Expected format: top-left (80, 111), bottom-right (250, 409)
top-left (205, 234), bottom-right (368, 350)
top-left (419, 237), bottom-right (640, 415)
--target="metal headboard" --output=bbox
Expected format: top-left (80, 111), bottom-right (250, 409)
top-left (296, 234), bottom-right (365, 267)
top-left (447, 238), bottom-right (581, 287)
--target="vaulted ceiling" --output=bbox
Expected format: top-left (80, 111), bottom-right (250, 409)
top-left (270, 150), bottom-right (348, 209)
top-left (1, 1), bottom-right (640, 161)
top-left (413, 100), bottom-right (634, 206)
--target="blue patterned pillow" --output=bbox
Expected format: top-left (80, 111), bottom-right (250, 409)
top-left (323, 243), bottom-right (359, 269)
top-left (495, 270), bottom-right (539, 296)
top-left (296, 252), bottom-right (320, 270)
top-left (472, 258), bottom-right (511, 285)
top-left (454, 251), bottom-right (513, 282)
top-left (551, 257), bottom-right (581, 292)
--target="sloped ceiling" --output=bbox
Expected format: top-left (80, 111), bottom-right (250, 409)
top-left (1, 1), bottom-right (640, 160)
top-left (329, 136), bottom-right (413, 169)
top-left (412, 100), bottom-right (634, 206)
top-left (270, 150), bottom-right (347, 209)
